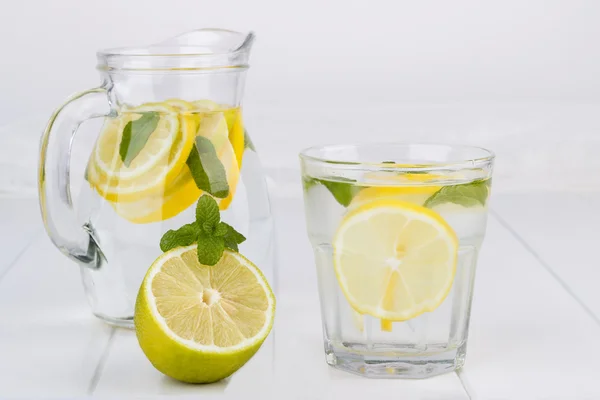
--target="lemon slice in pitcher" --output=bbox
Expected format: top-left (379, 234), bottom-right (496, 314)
top-left (90, 103), bottom-right (196, 202)
top-left (223, 107), bottom-right (245, 167)
top-left (135, 246), bottom-right (275, 383)
top-left (109, 166), bottom-right (200, 224)
top-left (333, 199), bottom-right (458, 321)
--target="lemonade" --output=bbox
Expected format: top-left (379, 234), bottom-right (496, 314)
top-left (76, 100), bottom-right (274, 326)
top-left (300, 144), bottom-right (494, 378)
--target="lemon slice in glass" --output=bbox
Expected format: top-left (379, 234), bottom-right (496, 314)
top-left (333, 199), bottom-right (458, 321)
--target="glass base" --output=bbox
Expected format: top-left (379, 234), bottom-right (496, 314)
top-left (325, 341), bottom-right (466, 379)
top-left (94, 312), bottom-right (135, 329)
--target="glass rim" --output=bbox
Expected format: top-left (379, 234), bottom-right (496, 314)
top-left (299, 142), bottom-right (495, 173)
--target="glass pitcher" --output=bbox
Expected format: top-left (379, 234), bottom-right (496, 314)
top-left (38, 29), bottom-right (274, 328)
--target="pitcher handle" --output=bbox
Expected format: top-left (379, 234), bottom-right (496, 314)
top-left (38, 87), bottom-right (111, 266)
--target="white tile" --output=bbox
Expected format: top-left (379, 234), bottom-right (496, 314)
top-left (492, 192), bottom-right (600, 320)
top-left (0, 235), bottom-right (113, 397)
top-left (461, 216), bottom-right (600, 400)
top-left (0, 197), bottom-right (42, 274)
top-left (94, 328), bottom-right (275, 398)
top-left (271, 195), bottom-right (317, 295)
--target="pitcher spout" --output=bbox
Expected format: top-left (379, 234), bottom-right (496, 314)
top-left (159, 28), bottom-right (255, 66)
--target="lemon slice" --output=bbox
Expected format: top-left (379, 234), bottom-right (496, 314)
top-left (191, 99), bottom-right (219, 111)
top-left (353, 170), bottom-right (442, 207)
top-left (197, 112), bottom-right (230, 155)
top-left (223, 107), bottom-right (245, 167)
top-left (164, 98), bottom-right (196, 111)
top-left (217, 141), bottom-right (241, 211)
top-left (333, 199), bottom-right (458, 321)
top-left (164, 98), bottom-right (200, 132)
top-left (135, 246), bottom-right (275, 383)
top-left (349, 174), bottom-right (443, 330)
top-left (110, 166), bottom-right (200, 224)
top-left (89, 103), bottom-right (196, 202)
top-left (352, 185), bottom-right (441, 209)
top-left (94, 104), bottom-right (178, 180)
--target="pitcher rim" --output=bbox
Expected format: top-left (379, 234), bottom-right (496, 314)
top-left (97, 29), bottom-right (255, 72)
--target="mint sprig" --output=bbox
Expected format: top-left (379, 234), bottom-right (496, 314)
top-left (119, 112), bottom-right (160, 166)
top-left (159, 223), bottom-right (198, 252)
top-left (159, 195), bottom-right (246, 265)
top-left (303, 177), bottom-right (363, 208)
top-left (424, 179), bottom-right (491, 208)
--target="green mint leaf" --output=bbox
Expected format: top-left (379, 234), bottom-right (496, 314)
top-left (186, 136), bottom-right (230, 198)
top-left (202, 221), bottom-right (215, 234)
top-left (159, 195), bottom-right (246, 265)
top-left (214, 222), bottom-right (229, 237)
top-left (197, 233), bottom-right (225, 266)
top-left (424, 179), bottom-right (491, 208)
top-left (221, 222), bottom-right (246, 252)
top-left (244, 129), bottom-right (255, 151)
top-left (119, 112), bottom-right (160, 167)
top-left (195, 195), bottom-right (220, 230)
top-left (224, 239), bottom-right (238, 252)
top-left (304, 177), bottom-right (363, 208)
top-left (160, 223), bottom-right (200, 252)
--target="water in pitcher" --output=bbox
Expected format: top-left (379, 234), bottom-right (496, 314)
top-left (76, 100), bottom-right (274, 324)
top-left (302, 166), bottom-right (490, 377)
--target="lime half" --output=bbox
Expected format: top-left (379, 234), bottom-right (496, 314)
top-left (135, 246), bottom-right (275, 383)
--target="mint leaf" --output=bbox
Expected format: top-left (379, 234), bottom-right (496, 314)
top-left (160, 223), bottom-right (200, 252)
top-left (304, 177), bottom-right (363, 208)
top-left (244, 130), bottom-right (255, 151)
top-left (196, 195), bottom-right (220, 230)
top-left (424, 179), bottom-right (491, 208)
top-left (214, 222), bottom-right (229, 237)
top-left (202, 221), bottom-right (214, 234)
top-left (221, 222), bottom-right (246, 252)
top-left (119, 112), bottom-right (160, 167)
top-left (197, 233), bottom-right (225, 266)
top-left (158, 194), bottom-right (246, 264)
top-left (186, 136), bottom-right (229, 198)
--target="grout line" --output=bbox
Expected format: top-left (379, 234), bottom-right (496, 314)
top-left (456, 370), bottom-right (473, 400)
top-left (87, 327), bottom-right (117, 395)
top-left (0, 229), bottom-right (43, 285)
top-left (490, 208), bottom-right (600, 328)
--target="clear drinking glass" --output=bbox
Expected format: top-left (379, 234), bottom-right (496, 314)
top-left (300, 143), bottom-right (494, 378)
top-left (38, 29), bottom-right (275, 328)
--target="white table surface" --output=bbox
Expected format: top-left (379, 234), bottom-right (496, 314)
top-left (1, 191), bottom-right (599, 399)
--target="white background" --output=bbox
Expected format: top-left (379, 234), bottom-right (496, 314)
top-left (1, 0), bottom-right (600, 193)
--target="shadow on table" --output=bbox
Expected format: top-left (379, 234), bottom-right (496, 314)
top-left (160, 375), bottom-right (230, 393)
